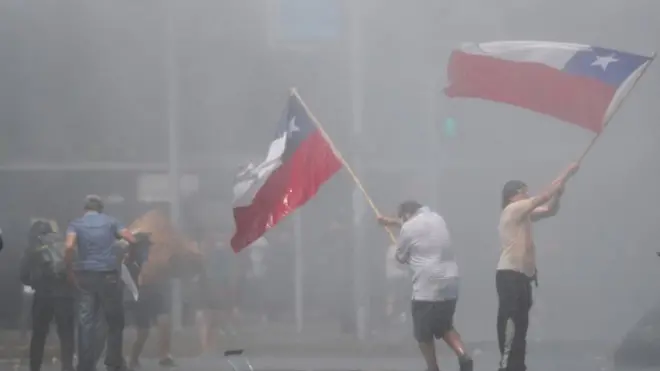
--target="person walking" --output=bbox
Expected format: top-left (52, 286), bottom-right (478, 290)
top-left (378, 201), bottom-right (473, 371)
top-left (127, 255), bottom-right (179, 370)
top-left (20, 220), bottom-right (75, 371)
top-left (65, 195), bottom-right (135, 371)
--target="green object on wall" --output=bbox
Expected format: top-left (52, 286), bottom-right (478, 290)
top-left (444, 117), bottom-right (457, 138)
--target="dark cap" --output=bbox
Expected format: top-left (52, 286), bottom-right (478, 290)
top-left (501, 180), bottom-right (527, 208)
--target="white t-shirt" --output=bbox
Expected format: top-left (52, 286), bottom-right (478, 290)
top-left (396, 207), bottom-right (459, 301)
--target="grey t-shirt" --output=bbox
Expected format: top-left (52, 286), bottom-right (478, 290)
top-left (395, 207), bottom-right (459, 302)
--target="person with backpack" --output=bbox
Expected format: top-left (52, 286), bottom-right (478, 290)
top-left (20, 220), bottom-right (75, 371)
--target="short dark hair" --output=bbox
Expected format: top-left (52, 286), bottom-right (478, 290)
top-left (397, 200), bottom-right (423, 219)
top-left (501, 180), bottom-right (527, 209)
top-left (84, 195), bottom-right (104, 213)
top-left (28, 220), bottom-right (54, 249)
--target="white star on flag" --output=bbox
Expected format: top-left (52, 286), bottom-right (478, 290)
top-left (288, 116), bottom-right (299, 135)
top-left (591, 54), bottom-right (619, 71)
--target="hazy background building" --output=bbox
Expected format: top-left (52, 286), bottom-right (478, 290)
top-left (0, 0), bottom-right (658, 345)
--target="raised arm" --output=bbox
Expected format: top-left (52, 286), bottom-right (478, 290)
top-left (377, 215), bottom-right (402, 229)
top-left (531, 187), bottom-right (563, 222)
top-left (519, 163), bottom-right (579, 219)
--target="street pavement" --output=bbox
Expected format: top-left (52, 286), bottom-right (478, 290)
top-left (0, 318), bottom-right (651, 371)
top-left (0, 345), bottom-right (642, 371)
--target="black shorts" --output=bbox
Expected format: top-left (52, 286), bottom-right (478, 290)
top-left (131, 283), bottom-right (171, 329)
top-left (411, 299), bottom-right (457, 342)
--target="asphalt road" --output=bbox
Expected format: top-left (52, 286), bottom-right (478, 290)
top-left (0, 346), bottom-right (652, 371)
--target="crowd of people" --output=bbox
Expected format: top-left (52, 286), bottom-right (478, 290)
top-left (17, 195), bottom-right (247, 371)
top-left (16, 195), bottom-right (366, 371)
top-left (15, 161), bottom-right (580, 371)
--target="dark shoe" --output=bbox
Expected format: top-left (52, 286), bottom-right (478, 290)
top-left (459, 355), bottom-right (473, 371)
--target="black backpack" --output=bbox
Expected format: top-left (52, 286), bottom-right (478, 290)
top-left (32, 233), bottom-right (67, 279)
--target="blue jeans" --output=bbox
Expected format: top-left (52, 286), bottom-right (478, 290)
top-left (75, 271), bottom-right (125, 371)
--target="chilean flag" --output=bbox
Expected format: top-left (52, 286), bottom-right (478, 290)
top-left (231, 91), bottom-right (343, 252)
top-left (445, 41), bottom-right (654, 133)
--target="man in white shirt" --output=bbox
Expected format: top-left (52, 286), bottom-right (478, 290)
top-left (496, 162), bottom-right (579, 371)
top-left (379, 201), bottom-right (472, 371)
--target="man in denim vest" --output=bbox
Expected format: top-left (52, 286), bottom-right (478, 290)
top-left (65, 195), bottom-right (135, 371)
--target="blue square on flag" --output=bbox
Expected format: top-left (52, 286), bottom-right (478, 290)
top-left (445, 41), bottom-right (654, 133)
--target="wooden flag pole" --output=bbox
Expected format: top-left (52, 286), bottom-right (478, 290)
top-left (578, 52), bottom-right (656, 163)
top-left (291, 88), bottom-right (397, 243)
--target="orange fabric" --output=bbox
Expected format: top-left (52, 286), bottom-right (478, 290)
top-left (128, 210), bottom-right (201, 285)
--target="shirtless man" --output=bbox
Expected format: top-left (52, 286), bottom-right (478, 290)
top-left (496, 162), bottom-right (579, 371)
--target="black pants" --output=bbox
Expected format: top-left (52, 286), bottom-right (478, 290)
top-left (496, 270), bottom-right (533, 371)
top-left (75, 271), bottom-right (125, 371)
top-left (30, 295), bottom-right (75, 371)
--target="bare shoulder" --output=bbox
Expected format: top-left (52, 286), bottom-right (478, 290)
top-left (501, 199), bottom-right (535, 221)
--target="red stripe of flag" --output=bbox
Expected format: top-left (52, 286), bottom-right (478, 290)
top-left (445, 51), bottom-right (615, 133)
top-left (231, 129), bottom-right (342, 252)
